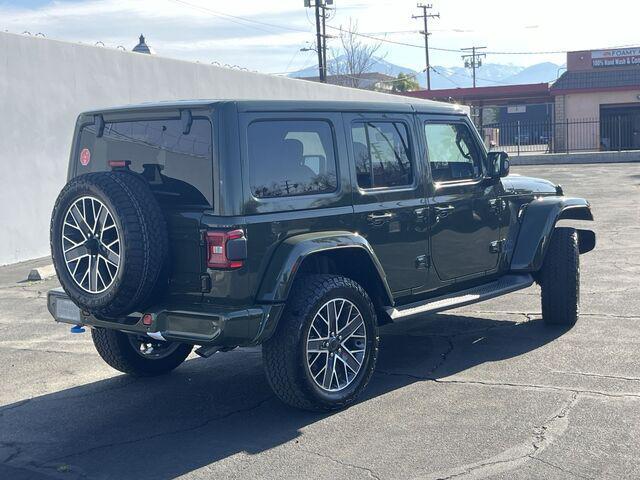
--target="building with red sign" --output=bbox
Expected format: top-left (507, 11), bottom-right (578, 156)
top-left (399, 47), bottom-right (640, 153)
top-left (552, 48), bottom-right (640, 151)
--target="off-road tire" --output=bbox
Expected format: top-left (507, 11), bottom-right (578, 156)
top-left (91, 328), bottom-right (192, 376)
top-left (50, 172), bottom-right (168, 319)
top-left (262, 274), bottom-right (379, 411)
top-left (539, 227), bottom-right (580, 326)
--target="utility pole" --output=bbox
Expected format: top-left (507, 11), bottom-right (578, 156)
top-left (461, 46), bottom-right (486, 88)
top-left (412, 3), bottom-right (439, 90)
top-left (305, 0), bottom-right (333, 82)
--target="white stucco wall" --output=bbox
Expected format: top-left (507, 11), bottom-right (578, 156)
top-left (564, 90), bottom-right (640, 119)
top-left (0, 32), bottom-right (435, 265)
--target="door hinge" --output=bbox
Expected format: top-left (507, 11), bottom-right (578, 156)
top-left (415, 254), bottom-right (431, 269)
top-left (489, 240), bottom-right (505, 254)
top-left (488, 198), bottom-right (502, 214)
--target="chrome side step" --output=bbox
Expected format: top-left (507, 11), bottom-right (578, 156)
top-left (387, 274), bottom-right (534, 321)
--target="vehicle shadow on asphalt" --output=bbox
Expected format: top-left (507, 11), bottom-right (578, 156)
top-left (0, 313), bottom-right (567, 479)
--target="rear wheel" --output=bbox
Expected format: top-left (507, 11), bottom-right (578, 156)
top-left (262, 274), bottom-right (379, 411)
top-left (539, 227), bottom-right (580, 326)
top-left (91, 328), bottom-right (192, 376)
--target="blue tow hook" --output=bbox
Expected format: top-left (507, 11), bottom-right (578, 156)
top-left (70, 325), bottom-right (86, 334)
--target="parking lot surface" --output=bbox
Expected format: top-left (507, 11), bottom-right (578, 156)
top-left (1, 163), bottom-right (639, 479)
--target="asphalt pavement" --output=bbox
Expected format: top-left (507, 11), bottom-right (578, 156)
top-left (1, 163), bottom-right (639, 479)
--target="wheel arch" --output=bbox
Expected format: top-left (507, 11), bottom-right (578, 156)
top-left (256, 231), bottom-right (393, 311)
top-left (510, 196), bottom-right (595, 273)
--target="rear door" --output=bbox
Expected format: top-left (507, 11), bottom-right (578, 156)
top-left (238, 112), bottom-right (354, 300)
top-left (419, 115), bottom-right (501, 283)
top-left (75, 112), bottom-right (214, 303)
top-left (344, 112), bottom-right (429, 297)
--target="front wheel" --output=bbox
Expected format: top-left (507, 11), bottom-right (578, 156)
top-left (262, 274), bottom-right (379, 411)
top-left (539, 227), bottom-right (580, 326)
top-left (91, 328), bottom-right (192, 376)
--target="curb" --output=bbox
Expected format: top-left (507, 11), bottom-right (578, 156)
top-left (510, 151), bottom-right (640, 166)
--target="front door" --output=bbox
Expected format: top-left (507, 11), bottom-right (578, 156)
top-left (345, 113), bottom-right (429, 296)
top-left (421, 117), bottom-right (501, 282)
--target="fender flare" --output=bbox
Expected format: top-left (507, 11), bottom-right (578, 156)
top-left (256, 231), bottom-right (393, 305)
top-left (510, 196), bottom-right (595, 272)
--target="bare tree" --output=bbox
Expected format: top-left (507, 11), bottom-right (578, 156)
top-left (329, 19), bottom-right (384, 89)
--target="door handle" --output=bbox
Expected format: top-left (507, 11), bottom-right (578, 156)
top-left (434, 205), bottom-right (455, 218)
top-left (366, 212), bottom-right (393, 225)
top-left (414, 207), bottom-right (428, 219)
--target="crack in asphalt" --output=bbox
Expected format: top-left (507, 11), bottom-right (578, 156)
top-left (580, 312), bottom-right (640, 320)
top-left (419, 392), bottom-right (583, 480)
top-left (433, 378), bottom-right (640, 400)
top-left (42, 396), bottom-right (274, 465)
top-left (0, 346), bottom-right (87, 356)
top-left (551, 370), bottom-right (640, 382)
top-left (528, 455), bottom-right (594, 479)
top-left (428, 337), bottom-right (454, 376)
top-left (376, 368), bottom-right (640, 400)
top-left (0, 441), bottom-right (22, 464)
top-left (298, 445), bottom-right (381, 480)
top-left (389, 311), bottom-right (537, 377)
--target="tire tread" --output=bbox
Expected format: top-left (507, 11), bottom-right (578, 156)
top-left (262, 274), bottom-right (379, 411)
top-left (540, 227), bottom-right (580, 326)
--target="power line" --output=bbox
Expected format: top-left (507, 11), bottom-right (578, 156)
top-left (325, 24), bottom-right (460, 52)
top-left (168, 0), bottom-right (640, 58)
top-left (168, 0), bottom-right (310, 34)
top-left (412, 3), bottom-right (439, 90)
top-left (429, 66), bottom-right (462, 87)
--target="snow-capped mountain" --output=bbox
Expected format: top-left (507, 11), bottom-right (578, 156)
top-left (288, 56), bottom-right (562, 90)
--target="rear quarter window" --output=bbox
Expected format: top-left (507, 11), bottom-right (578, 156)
top-left (78, 118), bottom-right (214, 207)
top-left (247, 120), bottom-right (338, 198)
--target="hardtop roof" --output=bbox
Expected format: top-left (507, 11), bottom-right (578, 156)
top-left (81, 98), bottom-right (465, 117)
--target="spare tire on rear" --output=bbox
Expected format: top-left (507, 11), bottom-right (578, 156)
top-left (50, 171), bottom-right (168, 319)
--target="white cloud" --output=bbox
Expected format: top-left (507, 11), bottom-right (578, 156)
top-left (1, 0), bottom-right (638, 73)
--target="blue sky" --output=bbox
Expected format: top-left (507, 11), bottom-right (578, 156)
top-left (1, 0), bottom-right (639, 74)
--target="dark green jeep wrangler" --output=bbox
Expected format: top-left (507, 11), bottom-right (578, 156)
top-left (47, 100), bottom-right (595, 411)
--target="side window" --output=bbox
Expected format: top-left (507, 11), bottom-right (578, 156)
top-left (247, 120), bottom-right (338, 198)
top-left (424, 123), bottom-right (483, 182)
top-left (351, 121), bottom-right (413, 189)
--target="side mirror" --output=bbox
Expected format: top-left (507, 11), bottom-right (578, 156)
top-left (487, 151), bottom-right (510, 178)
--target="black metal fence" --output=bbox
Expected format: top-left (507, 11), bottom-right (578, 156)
top-left (482, 116), bottom-right (640, 155)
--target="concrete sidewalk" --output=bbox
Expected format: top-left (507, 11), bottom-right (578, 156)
top-left (509, 149), bottom-right (640, 165)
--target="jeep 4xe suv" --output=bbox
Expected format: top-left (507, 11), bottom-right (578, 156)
top-left (48, 100), bottom-right (595, 411)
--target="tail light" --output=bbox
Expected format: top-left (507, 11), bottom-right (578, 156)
top-left (206, 229), bottom-right (246, 269)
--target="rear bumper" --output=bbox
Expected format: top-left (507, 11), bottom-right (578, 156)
top-left (47, 288), bottom-right (285, 347)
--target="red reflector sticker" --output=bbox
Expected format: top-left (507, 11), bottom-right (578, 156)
top-left (80, 148), bottom-right (91, 166)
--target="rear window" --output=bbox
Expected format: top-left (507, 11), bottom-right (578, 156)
top-left (247, 120), bottom-right (338, 198)
top-left (78, 118), bottom-right (214, 207)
